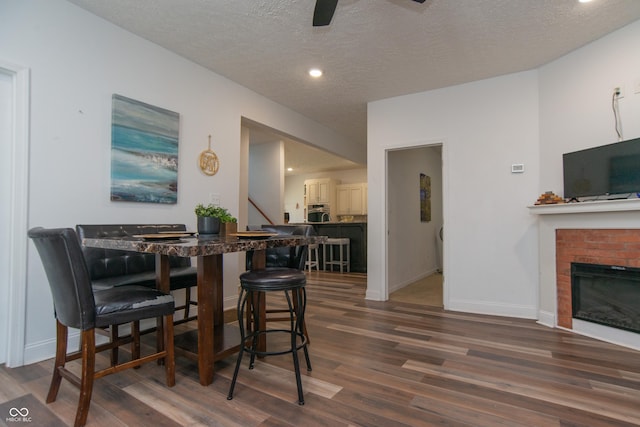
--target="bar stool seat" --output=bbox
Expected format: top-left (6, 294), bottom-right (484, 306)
top-left (323, 238), bottom-right (350, 273)
top-left (227, 267), bottom-right (311, 405)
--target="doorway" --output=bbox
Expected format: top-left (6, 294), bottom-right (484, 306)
top-left (386, 144), bottom-right (444, 306)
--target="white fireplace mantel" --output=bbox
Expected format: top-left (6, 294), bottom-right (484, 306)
top-left (529, 197), bottom-right (640, 215)
top-left (532, 200), bottom-right (640, 350)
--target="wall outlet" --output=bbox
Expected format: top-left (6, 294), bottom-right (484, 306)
top-left (614, 86), bottom-right (624, 98)
top-left (209, 193), bottom-right (220, 206)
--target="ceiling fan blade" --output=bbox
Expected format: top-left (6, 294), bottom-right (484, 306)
top-left (313, 0), bottom-right (339, 27)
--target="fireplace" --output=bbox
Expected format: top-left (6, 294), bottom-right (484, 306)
top-left (571, 262), bottom-right (640, 334)
top-left (531, 201), bottom-right (640, 350)
top-left (555, 228), bottom-right (640, 331)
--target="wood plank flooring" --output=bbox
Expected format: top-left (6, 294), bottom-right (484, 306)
top-left (2, 271), bottom-right (640, 426)
top-left (389, 273), bottom-right (443, 307)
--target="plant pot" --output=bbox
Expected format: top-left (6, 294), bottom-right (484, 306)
top-left (197, 216), bottom-right (220, 235)
top-left (221, 222), bottom-right (237, 236)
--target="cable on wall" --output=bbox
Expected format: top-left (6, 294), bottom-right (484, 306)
top-left (612, 88), bottom-right (623, 141)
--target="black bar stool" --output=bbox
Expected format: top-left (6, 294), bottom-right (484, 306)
top-left (227, 267), bottom-right (311, 405)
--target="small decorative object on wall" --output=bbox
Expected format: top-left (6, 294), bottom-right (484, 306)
top-left (199, 135), bottom-right (219, 176)
top-left (110, 94), bottom-right (179, 204)
top-left (420, 173), bottom-right (431, 222)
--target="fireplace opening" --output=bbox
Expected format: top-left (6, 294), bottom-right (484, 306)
top-left (571, 262), bottom-right (640, 334)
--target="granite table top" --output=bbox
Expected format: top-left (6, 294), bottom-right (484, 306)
top-left (82, 234), bottom-right (327, 257)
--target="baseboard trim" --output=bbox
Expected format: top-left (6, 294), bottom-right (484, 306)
top-left (448, 298), bottom-right (537, 319)
top-left (537, 310), bottom-right (555, 328)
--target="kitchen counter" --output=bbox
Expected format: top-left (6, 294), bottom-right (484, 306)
top-left (301, 221), bottom-right (367, 225)
top-left (292, 222), bottom-right (367, 272)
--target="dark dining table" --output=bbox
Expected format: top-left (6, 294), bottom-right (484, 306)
top-left (82, 232), bottom-right (326, 386)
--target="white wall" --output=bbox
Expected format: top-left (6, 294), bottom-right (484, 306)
top-left (537, 20), bottom-right (640, 318)
top-left (387, 146), bottom-right (442, 292)
top-left (538, 20), bottom-right (640, 198)
top-left (368, 19), bottom-right (640, 320)
top-left (1, 0), bottom-right (362, 365)
top-left (368, 70), bottom-right (540, 318)
top-left (248, 141), bottom-right (284, 225)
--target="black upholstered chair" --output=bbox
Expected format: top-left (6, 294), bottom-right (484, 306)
top-left (28, 227), bottom-right (176, 427)
top-left (75, 224), bottom-right (197, 364)
top-left (227, 224), bottom-right (313, 404)
top-left (75, 224), bottom-right (198, 322)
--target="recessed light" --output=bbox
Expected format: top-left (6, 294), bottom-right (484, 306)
top-left (287, 167), bottom-right (293, 172)
top-left (309, 68), bottom-right (323, 78)
top-left (578, 0), bottom-right (593, 3)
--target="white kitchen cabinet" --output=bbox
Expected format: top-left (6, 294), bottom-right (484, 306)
top-left (336, 183), bottom-right (367, 215)
top-left (305, 178), bottom-right (339, 205)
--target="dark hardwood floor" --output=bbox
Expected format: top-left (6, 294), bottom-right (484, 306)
top-left (2, 271), bottom-right (640, 426)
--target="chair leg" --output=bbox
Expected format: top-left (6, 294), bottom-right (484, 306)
top-left (75, 330), bottom-right (96, 427)
top-left (228, 288), bottom-right (248, 400)
top-left (248, 291), bottom-right (262, 369)
top-left (156, 315), bottom-right (165, 365)
top-left (46, 320), bottom-right (67, 404)
top-left (131, 321), bottom-right (140, 369)
top-left (164, 313), bottom-right (176, 387)
top-left (110, 325), bottom-right (119, 366)
top-left (286, 288), bottom-right (307, 405)
top-left (184, 287), bottom-right (191, 320)
top-left (292, 289), bottom-right (310, 345)
top-left (297, 288), bottom-right (312, 372)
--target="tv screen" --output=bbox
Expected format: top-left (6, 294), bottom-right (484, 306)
top-left (563, 137), bottom-right (640, 199)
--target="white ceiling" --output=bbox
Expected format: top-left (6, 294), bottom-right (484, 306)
top-left (67, 0), bottom-right (640, 174)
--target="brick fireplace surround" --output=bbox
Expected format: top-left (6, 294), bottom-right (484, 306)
top-left (556, 229), bottom-right (640, 329)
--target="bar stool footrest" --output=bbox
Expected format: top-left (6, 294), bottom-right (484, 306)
top-left (243, 329), bottom-right (309, 358)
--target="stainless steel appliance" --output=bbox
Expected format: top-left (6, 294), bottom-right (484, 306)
top-left (307, 204), bottom-right (330, 222)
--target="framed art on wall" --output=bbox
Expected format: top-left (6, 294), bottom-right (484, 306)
top-left (110, 94), bottom-right (180, 204)
top-left (420, 173), bottom-right (431, 222)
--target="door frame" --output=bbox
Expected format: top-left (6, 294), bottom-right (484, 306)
top-left (1, 60), bottom-right (30, 367)
top-left (383, 139), bottom-right (448, 305)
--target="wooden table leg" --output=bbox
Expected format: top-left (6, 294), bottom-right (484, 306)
top-left (155, 254), bottom-right (170, 355)
top-left (196, 254), bottom-right (222, 386)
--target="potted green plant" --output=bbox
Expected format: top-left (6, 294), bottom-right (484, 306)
top-left (195, 203), bottom-right (237, 235)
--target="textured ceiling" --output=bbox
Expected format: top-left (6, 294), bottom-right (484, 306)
top-left (67, 0), bottom-right (640, 173)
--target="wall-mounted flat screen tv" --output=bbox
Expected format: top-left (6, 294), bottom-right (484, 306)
top-left (563, 137), bottom-right (640, 199)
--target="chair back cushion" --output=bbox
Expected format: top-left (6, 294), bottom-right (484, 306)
top-left (246, 224), bottom-right (314, 271)
top-left (28, 227), bottom-right (96, 330)
top-left (76, 224), bottom-right (191, 280)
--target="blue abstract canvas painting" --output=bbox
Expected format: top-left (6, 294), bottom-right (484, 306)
top-left (111, 94), bottom-right (180, 204)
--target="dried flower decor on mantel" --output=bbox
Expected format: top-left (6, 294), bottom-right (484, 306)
top-left (534, 191), bottom-right (565, 205)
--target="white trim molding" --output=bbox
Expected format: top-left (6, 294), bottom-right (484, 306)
top-left (1, 60), bottom-right (30, 367)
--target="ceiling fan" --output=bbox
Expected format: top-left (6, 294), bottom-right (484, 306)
top-left (313, 0), bottom-right (426, 27)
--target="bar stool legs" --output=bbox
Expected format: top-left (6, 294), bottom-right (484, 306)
top-left (323, 238), bottom-right (350, 273)
top-left (305, 243), bottom-right (320, 272)
top-left (228, 281), bottom-right (311, 405)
